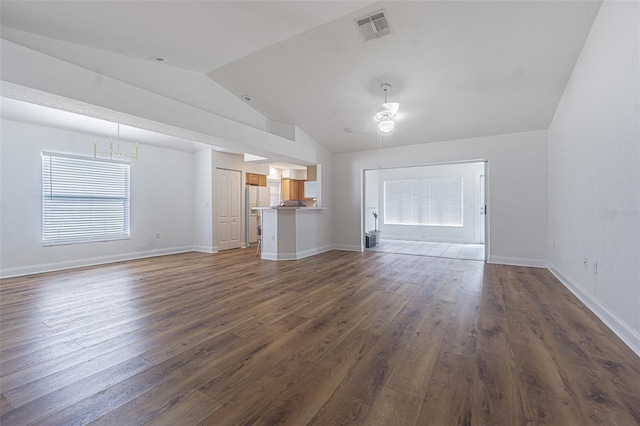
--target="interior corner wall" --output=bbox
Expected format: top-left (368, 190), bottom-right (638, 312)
top-left (333, 130), bottom-right (548, 266)
top-left (547, 0), bottom-right (640, 355)
top-left (0, 119), bottom-right (195, 278)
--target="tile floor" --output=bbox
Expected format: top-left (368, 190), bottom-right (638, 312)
top-left (367, 239), bottom-right (485, 261)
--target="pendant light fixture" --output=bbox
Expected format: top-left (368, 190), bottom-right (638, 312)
top-left (93, 123), bottom-right (139, 163)
top-left (374, 83), bottom-right (399, 134)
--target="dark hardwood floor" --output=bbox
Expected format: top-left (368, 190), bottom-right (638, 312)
top-left (1, 249), bottom-right (639, 425)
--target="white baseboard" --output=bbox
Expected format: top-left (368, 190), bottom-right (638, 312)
top-left (548, 264), bottom-right (640, 358)
top-left (192, 245), bottom-right (217, 254)
top-left (332, 244), bottom-right (362, 252)
top-left (260, 252), bottom-right (278, 261)
top-left (296, 245), bottom-right (334, 259)
top-left (0, 246), bottom-right (195, 278)
top-left (277, 252), bottom-right (297, 261)
top-left (488, 255), bottom-right (547, 268)
top-left (260, 245), bottom-right (334, 261)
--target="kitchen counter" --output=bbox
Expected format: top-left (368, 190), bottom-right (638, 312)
top-left (256, 206), bottom-right (330, 260)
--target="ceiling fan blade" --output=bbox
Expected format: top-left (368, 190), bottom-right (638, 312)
top-left (384, 102), bottom-right (399, 115)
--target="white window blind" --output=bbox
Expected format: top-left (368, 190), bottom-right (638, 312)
top-left (42, 153), bottom-right (130, 246)
top-left (384, 177), bottom-right (463, 226)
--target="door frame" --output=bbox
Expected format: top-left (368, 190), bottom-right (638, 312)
top-left (475, 169), bottom-right (486, 245)
top-left (215, 167), bottom-right (242, 251)
top-left (361, 160), bottom-right (489, 261)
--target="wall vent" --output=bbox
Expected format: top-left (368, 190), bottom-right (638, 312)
top-left (355, 10), bottom-right (392, 42)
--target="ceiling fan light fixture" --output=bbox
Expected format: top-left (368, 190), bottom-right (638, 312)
top-left (374, 102), bottom-right (399, 121)
top-left (374, 83), bottom-right (399, 134)
top-left (378, 115), bottom-right (395, 134)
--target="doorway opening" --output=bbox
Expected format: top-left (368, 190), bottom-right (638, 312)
top-left (363, 161), bottom-right (487, 261)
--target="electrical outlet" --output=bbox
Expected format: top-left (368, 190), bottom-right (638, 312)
top-left (594, 262), bottom-right (598, 275)
top-left (553, 241), bottom-right (556, 250)
top-left (583, 257), bottom-right (588, 268)
top-left (155, 233), bottom-right (160, 239)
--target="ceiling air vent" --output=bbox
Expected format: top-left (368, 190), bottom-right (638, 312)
top-left (355, 10), bottom-right (392, 42)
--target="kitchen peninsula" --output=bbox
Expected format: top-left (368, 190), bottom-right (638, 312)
top-left (253, 206), bottom-right (328, 260)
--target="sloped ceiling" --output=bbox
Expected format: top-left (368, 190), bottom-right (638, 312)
top-left (1, 1), bottom-right (602, 154)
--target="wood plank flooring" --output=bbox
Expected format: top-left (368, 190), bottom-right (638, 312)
top-left (1, 249), bottom-right (639, 425)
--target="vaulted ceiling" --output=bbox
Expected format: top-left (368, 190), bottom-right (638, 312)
top-left (1, 1), bottom-right (602, 154)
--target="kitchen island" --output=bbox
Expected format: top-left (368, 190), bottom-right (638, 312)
top-left (253, 207), bottom-right (329, 260)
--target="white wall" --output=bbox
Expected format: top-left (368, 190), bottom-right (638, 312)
top-left (0, 119), bottom-right (194, 277)
top-left (364, 169), bottom-right (379, 233)
top-left (193, 149), bottom-right (214, 252)
top-left (333, 130), bottom-right (548, 266)
top-left (294, 127), bottom-right (334, 252)
top-left (547, 0), bottom-right (640, 354)
top-left (368, 162), bottom-right (484, 243)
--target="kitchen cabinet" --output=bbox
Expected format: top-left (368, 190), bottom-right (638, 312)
top-left (306, 165), bottom-right (317, 181)
top-left (282, 178), bottom-right (304, 200)
top-left (246, 173), bottom-right (267, 187)
top-left (291, 179), bottom-right (302, 200)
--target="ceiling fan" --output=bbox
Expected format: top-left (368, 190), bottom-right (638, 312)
top-left (373, 83), bottom-right (399, 134)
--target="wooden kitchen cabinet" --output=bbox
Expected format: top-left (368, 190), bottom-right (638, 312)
top-left (306, 165), bottom-right (317, 181)
top-left (246, 173), bottom-right (259, 186)
top-left (291, 179), bottom-right (301, 200)
top-left (246, 173), bottom-right (267, 187)
top-left (282, 178), bottom-right (304, 200)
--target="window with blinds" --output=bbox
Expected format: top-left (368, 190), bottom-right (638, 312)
top-left (42, 152), bottom-right (131, 246)
top-left (384, 177), bottom-right (463, 226)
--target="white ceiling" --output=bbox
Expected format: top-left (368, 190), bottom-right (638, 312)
top-left (0, 1), bottom-right (602, 154)
top-left (0, 1), bottom-right (373, 74)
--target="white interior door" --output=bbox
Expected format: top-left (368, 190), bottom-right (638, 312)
top-left (217, 168), bottom-right (241, 251)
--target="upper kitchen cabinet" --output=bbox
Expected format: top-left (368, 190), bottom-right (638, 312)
top-left (246, 172), bottom-right (267, 187)
top-left (306, 165), bottom-right (317, 181)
